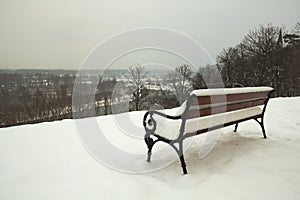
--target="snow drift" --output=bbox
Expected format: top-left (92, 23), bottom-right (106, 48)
top-left (0, 97), bottom-right (300, 200)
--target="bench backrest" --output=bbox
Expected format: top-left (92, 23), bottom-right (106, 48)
top-left (186, 87), bottom-right (273, 119)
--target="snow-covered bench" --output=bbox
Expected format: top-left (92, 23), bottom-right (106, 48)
top-left (143, 87), bottom-right (274, 174)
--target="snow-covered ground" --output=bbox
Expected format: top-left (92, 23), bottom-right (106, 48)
top-left (0, 97), bottom-right (300, 200)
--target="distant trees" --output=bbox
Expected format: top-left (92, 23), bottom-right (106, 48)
top-left (139, 89), bottom-right (179, 110)
top-left (217, 23), bottom-right (300, 96)
top-left (2, 24), bottom-right (300, 128)
top-left (0, 85), bottom-right (71, 127)
top-left (96, 78), bottom-right (117, 115)
top-left (217, 44), bottom-right (249, 87)
top-left (282, 23), bottom-right (300, 96)
top-left (0, 72), bottom-right (118, 127)
top-left (217, 24), bottom-right (282, 88)
top-left (126, 64), bottom-right (186, 111)
top-left (192, 64), bottom-right (223, 89)
top-left (243, 25), bottom-right (281, 87)
top-left (172, 24), bottom-right (300, 97)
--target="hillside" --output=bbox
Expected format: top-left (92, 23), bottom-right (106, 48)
top-left (0, 97), bottom-right (300, 200)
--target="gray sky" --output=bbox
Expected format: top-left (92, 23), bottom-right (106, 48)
top-left (0, 0), bottom-right (299, 70)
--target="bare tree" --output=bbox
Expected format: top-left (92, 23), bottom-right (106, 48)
top-left (241, 24), bottom-right (282, 86)
top-left (128, 64), bottom-right (147, 111)
top-left (192, 64), bottom-right (223, 89)
top-left (217, 44), bottom-right (250, 87)
top-left (293, 22), bottom-right (300, 35)
top-left (169, 64), bottom-right (193, 104)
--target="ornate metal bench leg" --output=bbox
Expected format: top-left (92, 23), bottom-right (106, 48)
top-left (177, 140), bottom-right (188, 175)
top-left (234, 123), bottom-right (239, 132)
top-left (147, 152), bottom-right (152, 162)
top-left (180, 155), bottom-right (188, 175)
top-left (145, 137), bottom-right (154, 162)
top-left (254, 118), bottom-right (267, 139)
top-left (261, 121), bottom-right (267, 139)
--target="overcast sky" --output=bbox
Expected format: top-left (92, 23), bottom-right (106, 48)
top-left (0, 0), bottom-right (299, 70)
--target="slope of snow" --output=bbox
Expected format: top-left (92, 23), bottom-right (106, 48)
top-left (0, 97), bottom-right (300, 200)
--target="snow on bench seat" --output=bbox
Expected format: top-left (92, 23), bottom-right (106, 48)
top-left (155, 106), bottom-right (263, 140)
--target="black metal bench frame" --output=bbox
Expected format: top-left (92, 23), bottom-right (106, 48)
top-left (143, 89), bottom-right (273, 175)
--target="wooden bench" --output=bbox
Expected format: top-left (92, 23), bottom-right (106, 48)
top-left (143, 87), bottom-right (274, 174)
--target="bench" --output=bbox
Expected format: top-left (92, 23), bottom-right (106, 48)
top-left (143, 87), bottom-right (274, 174)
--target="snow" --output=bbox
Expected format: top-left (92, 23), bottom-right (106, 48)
top-left (1, 97), bottom-right (300, 200)
top-left (153, 106), bottom-right (263, 140)
top-left (191, 86), bottom-right (273, 96)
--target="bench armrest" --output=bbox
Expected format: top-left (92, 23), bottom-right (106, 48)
top-left (149, 110), bottom-right (182, 119)
top-left (143, 110), bottom-right (182, 128)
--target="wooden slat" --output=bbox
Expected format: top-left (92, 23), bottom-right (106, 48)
top-left (187, 92), bottom-right (268, 119)
top-left (183, 114), bottom-right (263, 139)
top-left (190, 91), bottom-right (269, 106)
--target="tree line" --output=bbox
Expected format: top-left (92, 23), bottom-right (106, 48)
top-left (129, 23), bottom-right (300, 111)
top-left (217, 23), bottom-right (300, 97)
top-left (0, 73), bottom-right (117, 127)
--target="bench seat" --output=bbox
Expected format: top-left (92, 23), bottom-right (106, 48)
top-left (154, 106), bottom-right (263, 140)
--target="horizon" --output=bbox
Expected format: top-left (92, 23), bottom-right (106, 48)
top-left (0, 67), bottom-right (184, 71)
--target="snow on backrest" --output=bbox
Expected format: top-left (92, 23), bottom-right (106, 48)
top-left (190, 87), bottom-right (273, 96)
